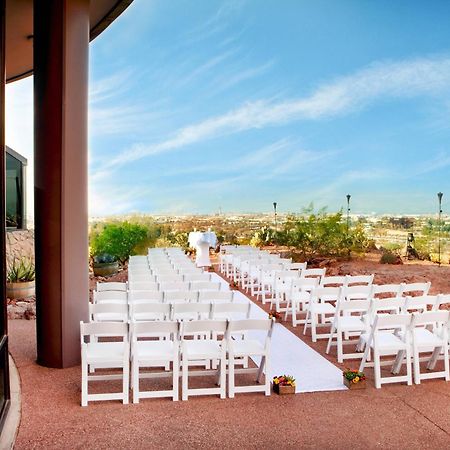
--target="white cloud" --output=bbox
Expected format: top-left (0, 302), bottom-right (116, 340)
top-left (101, 54), bottom-right (450, 172)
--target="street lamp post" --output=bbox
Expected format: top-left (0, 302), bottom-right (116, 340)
top-left (346, 194), bottom-right (351, 257)
top-left (438, 192), bottom-right (443, 267)
top-left (273, 202), bottom-right (278, 231)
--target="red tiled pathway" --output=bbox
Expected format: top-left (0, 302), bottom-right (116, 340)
top-left (8, 319), bottom-right (450, 449)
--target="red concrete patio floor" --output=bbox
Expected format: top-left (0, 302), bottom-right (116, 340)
top-left (8, 318), bottom-right (450, 449)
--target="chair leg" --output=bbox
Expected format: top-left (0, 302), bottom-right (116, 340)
top-left (257, 355), bottom-right (265, 384)
top-left (262, 354), bottom-right (270, 396)
top-left (228, 353), bottom-right (235, 399)
top-left (326, 324), bottom-right (336, 354)
top-left (311, 314), bottom-right (317, 343)
top-left (405, 345), bottom-right (413, 386)
top-left (123, 362), bottom-right (129, 405)
top-left (81, 359), bottom-right (88, 407)
top-left (373, 350), bottom-right (382, 389)
top-left (173, 357), bottom-right (179, 401)
top-left (303, 311), bottom-right (310, 335)
top-left (413, 346), bottom-right (421, 384)
top-left (182, 353), bottom-right (188, 401)
top-left (337, 329), bottom-right (343, 363)
top-left (444, 342), bottom-right (450, 381)
top-left (132, 359), bottom-right (139, 404)
top-left (220, 356), bottom-right (226, 399)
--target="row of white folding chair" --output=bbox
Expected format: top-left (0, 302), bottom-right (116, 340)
top-left (302, 283), bottom-right (433, 342)
top-left (128, 273), bottom-right (211, 283)
top-left (80, 318), bottom-right (274, 405)
top-left (94, 288), bottom-right (231, 305)
top-left (234, 256), bottom-right (291, 286)
top-left (324, 293), bottom-right (450, 363)
top-left (358, 311), bottom-right (450, 388)
top-left (89, 300), bottom-right (250, 323)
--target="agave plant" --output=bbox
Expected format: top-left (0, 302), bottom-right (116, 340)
top-left (7, 258), bottom-right (36, 283)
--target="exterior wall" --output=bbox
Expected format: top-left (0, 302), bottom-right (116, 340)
top-left (5, 230), bottom-right (34, 266)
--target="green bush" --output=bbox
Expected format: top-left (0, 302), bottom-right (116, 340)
top-left (380, 251), bottom-right (399, 264)
top-left (90, 221), bottom-right (148, 264)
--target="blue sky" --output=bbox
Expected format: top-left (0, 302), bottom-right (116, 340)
top-left (6, 0), bottom-right (450, 217)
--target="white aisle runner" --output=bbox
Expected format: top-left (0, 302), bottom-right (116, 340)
top-left (211, 273), bottom-right (347, 393)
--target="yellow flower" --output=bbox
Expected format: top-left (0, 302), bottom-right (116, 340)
top-left (274, 379), bottom-right (279, 385)
top-left (352, 376), bottom-right (360, 383)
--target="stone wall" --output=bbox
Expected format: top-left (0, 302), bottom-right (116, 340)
top-left (6, 229), bottom-right (35, 265)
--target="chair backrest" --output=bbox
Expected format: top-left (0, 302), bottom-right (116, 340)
top-left (372, 313), bottom-right (411, 331)
top-left (371, 284), bottom-right (402, 298)
top-left (343, 285), bottom-right (373, 301)
top-left (301, 268), bottom-right (326, 279)
top-left (159, 281), bottom-right (190, 292)
top-left (183, 273), bottom-right (211, 282)
top-left (369, 297), bottom-right (406, 318)
top-left (128, 290), bottom-right (164, 304)
top-left (189, 281), bottom-right (221, 291)
top-left (128, 281), bottom-right (159, 291)
top-left (403, 295), bottom-right (438, 313)
top-left (93, 290), bottom-right (127, 304)
top-left (89, 303), bottom-right (128, 322)
top-left (400, 282), bottom-right (431, 297)
top-left (346, 274), bottom-right (374, 286)
top-left (128, 274), bottom-right (156, 283)
top-left (131, 320), bottom-right (179, 340)
top-left (411, 310), bottom-right (449, 328)
top-left (80, 321), bottom-right (128, 343)
top-left (211, 302), bottom-right (251, 319)
top-left (436, 294), bottom-right (450, 310)
top-left (155, 274), bottom-right (184, 283)
top-left (289, 262), bottom-right (307, 271)
top-left (336, 298), bottom-right (371, 313)
top-left (227, 319), bottom-right (274, 345)
top-left (164, 290), bottom-right (198, 303)
top-left (320, 276), bottom-right (347, 287)
top-left (96, 282), bottom-right (127, 292)
top-left (171, 303), bottom-right (211, 320)
top-left (181, 319), bottom-right (228, 337)
top-left (130, 303), bottom-right (171, 321)
top-left (292, 277), bottom-right (320, 292)
top-left (198, 290), bottom-right (234, 303)
top-left (311, 286), bottom-right (342, 303)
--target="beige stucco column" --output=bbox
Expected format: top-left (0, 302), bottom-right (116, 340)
top-left (34, 0), bottom-right (90, 368)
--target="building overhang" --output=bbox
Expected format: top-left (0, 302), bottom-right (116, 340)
top-left (6, 0), bottom-right (133, 83)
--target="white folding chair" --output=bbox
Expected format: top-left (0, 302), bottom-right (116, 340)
top-left (198, 290), bottom-right (234, 304)
top-left (93, 290), bottom-right (127, 305)
top-left (410, 310), bottom-right (450, 384)
top-left (131, 321), bottom-right (180, 402)
top-left (181, 320), bottom-right (228, 400)
top-left (402, 295), bottom-right (438, 313)
top-left (359, 314), bottom-right (412, 388)
top-left (346, 274), bottom-right (374, 286)
top-left (171, 303), bottom-right (211, 321)
top-left (303, 287), bottom-right (341, 342)
top-left (128, 291), bottom-right (163, 305)
top-left (211, 302), bottom-right (251, 320)
top-left (326, 299), bottom-right (370, 363)
top-left (128, 281), bottom-right (159, 291)
top-left (189, 281), bottom-right (222, 292)
top-left (89, 303), bottom-right (128, 322)
top-left (300, 268), bottom-right (326, 280)
top-left (319, 276), bottom-right (346, 287)
top-left (156, 274), bottom-right (184, 283)
top-left (400, 282), bottom-right (431, 297)
top-left (286, 277), bottom-right (319, 326)
top-left (130, 303), bottom-right (171, 321)
top-left (128, 274), bottom-right (156, 283)
top-left (80, 321), bottom-right (129, 406)
top-left (371, 284), bottom-right (402, 299)
top-left (289, 262), bottom-right (307, 271)
top-left (183, 273), bottom-right (211, 282)
top-left (227, 319), bottom-right (274, 397)
top-left (164, 290), bottom-right (199, 304)
top-left (159, 281), bottom-right (190, 292)
top-left (96, 282), bottom-right (127, 292)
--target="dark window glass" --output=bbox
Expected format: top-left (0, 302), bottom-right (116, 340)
top-left (6, 153), bottom-right (23, 229)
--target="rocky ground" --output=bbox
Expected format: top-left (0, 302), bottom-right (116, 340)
top-left (7, 251), bottom-right (450, 319)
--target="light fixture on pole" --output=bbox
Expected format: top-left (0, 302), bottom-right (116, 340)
top-left (273, 202), bottom-right (278, 231)
top-left (346, 194), bottom-right (351, 257)
top-left (438, 192), bottom-right (443, 267)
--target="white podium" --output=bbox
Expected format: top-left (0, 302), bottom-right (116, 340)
top-left (188, 230), bottom-right (217, 267)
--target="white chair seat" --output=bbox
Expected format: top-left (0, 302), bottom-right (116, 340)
top-left (229, 339), bottom-right (264, 356)
top-left (135, 341), bottom-right (175, 359)
top-left (182, 340), bottom-right (223, 358)
top-left (337, 316), bottom-right (366, 331)
top-left (92, 313), bottom-right (126, 322)
top-left (310, 303), bottom-right (335, 314)
top-left (86, 342), bottom-right (126, 363)
top-left (361, 331), bottom-right (407, 351)
top-left (413, 328), bottom-right (443, 347)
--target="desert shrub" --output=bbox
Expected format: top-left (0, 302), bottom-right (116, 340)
top-left (7, 258), bottom-right (35, 282)
top-left (90, 221), bottom-right (148, 264)
top-left (380, 251), bottom-right (399, 264)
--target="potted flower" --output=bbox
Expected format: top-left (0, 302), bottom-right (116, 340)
top-left (6, 257), bottom-right (36, 299)
top-left (272, 375), bottom-right (296, 395)
top-left (230, 281), bottom-right (239, 290)
top-left (343, 369), bottom-right (366, 389)
top-left (92, 254), bottom-right (119, 277)
top-left (268, 310), bottom-right (281, 321)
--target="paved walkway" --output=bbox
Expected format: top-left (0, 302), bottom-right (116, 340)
top-left (8, 315), bottom-right (450, 449)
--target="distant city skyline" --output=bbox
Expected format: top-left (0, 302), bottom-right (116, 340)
top-left (6, 0), bottom-right (450, 218)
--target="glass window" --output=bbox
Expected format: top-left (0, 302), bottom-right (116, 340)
top-left (6, 153), bottom-right (23, 229)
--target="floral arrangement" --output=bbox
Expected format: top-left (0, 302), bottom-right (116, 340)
top-left (343, 369), bottom-right (365, 384)
top-left (273, 375), bottom-right (296, 387)
top-left (268, 310), bottom-right (281, 321)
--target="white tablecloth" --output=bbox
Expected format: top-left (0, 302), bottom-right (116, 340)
top-left (188, 231), bottom-right (217, 267)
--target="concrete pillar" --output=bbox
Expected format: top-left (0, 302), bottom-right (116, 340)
top-left (34, 0), bottom-right (90, 368)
